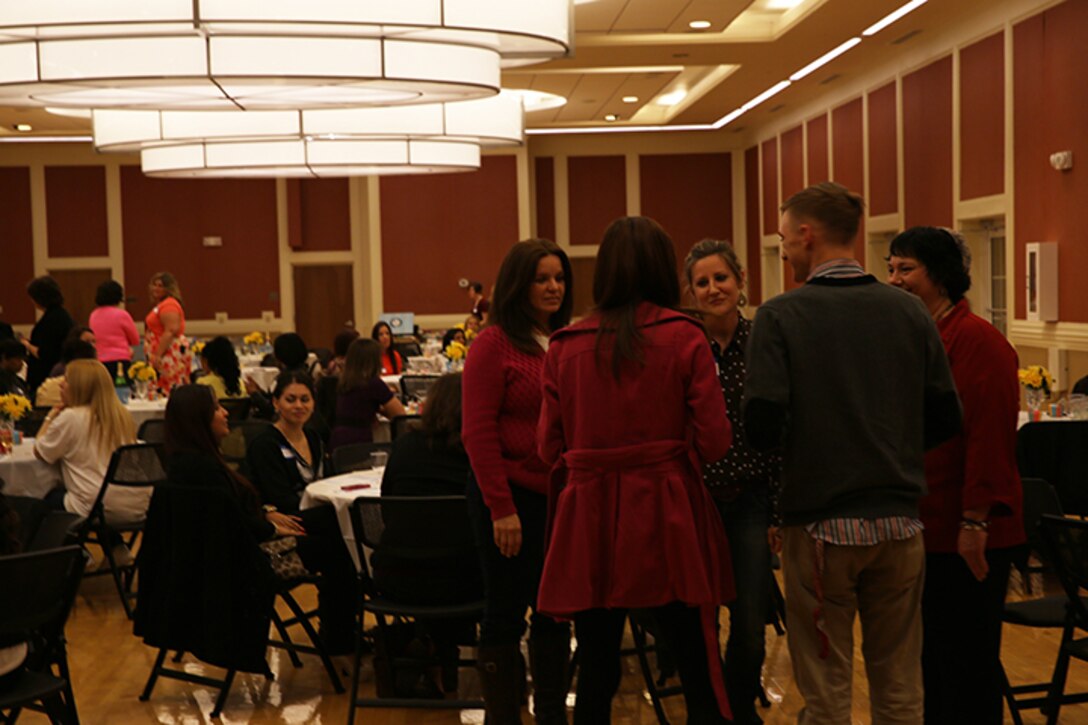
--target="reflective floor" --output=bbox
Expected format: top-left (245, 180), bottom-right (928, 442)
top-left (25, 565), bottom-right (1088, 723)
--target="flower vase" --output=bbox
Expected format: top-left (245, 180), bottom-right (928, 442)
top-left (134, 380), bottom-right (149, 401)
top-left (1025, 387), bottom-right (1047, 416)
top-left (0, 420), bottom-right (13, 454)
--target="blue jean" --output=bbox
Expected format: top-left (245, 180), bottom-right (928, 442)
top-left (715, 487), bottom-right (772, 725)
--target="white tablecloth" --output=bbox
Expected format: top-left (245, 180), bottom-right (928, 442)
top-left (126, 399), bottom-right (168, 428)
top-left (301, 469), bottom-right (382, 569)
top-left (242, 366), bottom-right (281, 393)
top-left (1017, 411), bottom-right (1079, 429)
top-left (0, 438), bottom-right (62, 498)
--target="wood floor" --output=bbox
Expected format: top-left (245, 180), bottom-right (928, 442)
top-left (22, 568), bottom-right (1088, 724)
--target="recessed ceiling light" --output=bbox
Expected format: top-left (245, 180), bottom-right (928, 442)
top-left (14, 123), bottom-right (32, 132)
top-left (622, 96), bottom-right (639, 103)
top-left (688, 20), bottom-right (712, 30)
top-left (604, 114), bottom-right (618, 122)
top-left (656, 90), bottom-right (688, 106)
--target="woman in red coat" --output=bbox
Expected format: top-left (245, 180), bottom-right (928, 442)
top-left (462, 238), bottom-right (574, 724)
top-left (537, 217), bottom-right (734, 724)
top-left (888, 226), bottom-right (1025, 724)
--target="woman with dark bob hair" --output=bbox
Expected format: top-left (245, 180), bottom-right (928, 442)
top-left (535, 217), bottom-right (734, 723)
top-left (89, 280), bottom-right (139, 380)
top-left (22, 275), bottom-right (75, 397)
top-left (888, 226), bottom-right (1024, 724)
top-left (462, 238), bottom-right (573, 724)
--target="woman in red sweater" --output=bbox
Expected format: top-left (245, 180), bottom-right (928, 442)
top-left (537, 217), bottom-right (734, 724)
top-left (462, 238), bottom-right (573, 724)
top-left (888, 226), bottom-right (1025, 724)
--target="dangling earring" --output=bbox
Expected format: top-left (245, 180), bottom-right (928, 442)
top-left (738, 292), bottom-right (749, 308)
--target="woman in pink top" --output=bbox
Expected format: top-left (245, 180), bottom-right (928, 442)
top-left (89, 280), bottom-right (139, 380)
top-left (144, 272), bottom-right (192, 393)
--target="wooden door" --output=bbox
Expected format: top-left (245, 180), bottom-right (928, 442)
top-left (293, 264), bottom-right (354, 351)
top-left (47, 268), bottom-right (112, 326)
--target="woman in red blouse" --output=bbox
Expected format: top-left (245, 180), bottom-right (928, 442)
top-left (371, 321), bottom-right (402, 376)
top-left (144, 272), bottom-right (192, 393)
top-left (462, 238), bottom-right (573, 724)
top-left (888, 226), bottom-right (1025, 725)
top-left (537, 217), bottom-right (734, 723)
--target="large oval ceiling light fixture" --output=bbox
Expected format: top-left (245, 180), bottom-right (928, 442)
top-left (92, 94), bottom-right (525, 152)
top-left (0, 1), bottom-right (571, 111)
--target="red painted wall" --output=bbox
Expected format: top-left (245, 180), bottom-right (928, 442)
top-left (569, 156), bottom-right (626, 246)
top-left (534, 157), bottom-right (556, 242)
top-left (761, 139), bottom-right (778, 235)
top-left (297, 179), bottom-right (351, 251)
top-left (1013, 3), bottom-right (1088, 322)
top-left (639, 152), bottom-right (733, 266)
top-left (832, 98), bottom-right (866, 261)
top-left (46, 166), bottom-right (108, 258)
top-left (780, 126), bottom-right (804, 202)
top-left (867, 82), bottom-right (899, 217)
top-left (120, 166), bottom-right (281, 321)
top-left (0, 167), bottom-right (35, 324)
top-left (381, 156), bottom-right (519, 315)
top-left (806, 114), bottom-right (829, 185)
top-left (745, 146), bottom-right (762, 306)
top-left (903, 56), bottom-right (954, 229)
top-left (960, 32), bottom-right (1005, 201)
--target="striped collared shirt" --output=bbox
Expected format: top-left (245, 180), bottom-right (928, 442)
top-left (803, 256), bottom-right (924, 546)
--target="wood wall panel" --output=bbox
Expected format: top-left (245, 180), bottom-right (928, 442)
top-left (534, 157), bottom-right (556, 242)
top-left (761, 139), bottom-right (778, 235)
top-left (568, 156), bottom-right (626, 247)
top-left (780, 126), bottom-right (804, 202)
top-left (960, 32), bottom-right (1005, 201)
top-left (867, 82), bottom-right (899, 217)
top-left (745, 146), bottom-right (762, 306)
top-left (293, 264), bottom-right (354, 349)
top-left (46, 269), bottom-right (111, 328)
top-left (903, 56), bottom-right (954, 229)
top-left (46, 166), bottom-right (108, 258)
top-left (119, 166), bottom-right (280, 321)
top-left (831, 98), bottom-right (866, 261)
top-left (380, 156), bottom-right (519, 315)
top-left (0, 167), bottom-right (35, 324)
top-left (639, 152), bottom-right (733, 266)
top-left (569, 255), bottom-right (597, 319)
top-left (1013, 3), bottom-right (1088, 322)
top-left (806, 114), bottom-right (829, 185)
top-left (297, 179), bottom-right (351, 251)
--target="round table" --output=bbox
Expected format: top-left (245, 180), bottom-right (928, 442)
top-left (301, 469), bottom-right (382, 570)
top-left (0, 438), bottom-right (62, 498)
top-left (126, 399), bottom-right (168, 429)
top-left (242, 366), bottom-right (281, 393)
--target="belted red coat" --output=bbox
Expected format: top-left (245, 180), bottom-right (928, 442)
top-left (536, 303), bottom-right (735, 617)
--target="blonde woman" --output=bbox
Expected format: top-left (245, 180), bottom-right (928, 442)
top-left (35, 360), bottom-right (148, 556)
top-left (145, 271), bottom-right (192, 393)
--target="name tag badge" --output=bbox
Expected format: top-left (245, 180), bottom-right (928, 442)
top-left (280, 446), bottom-right (295, 460)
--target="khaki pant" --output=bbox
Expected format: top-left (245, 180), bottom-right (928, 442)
top-left (782, 527), bottom-right (925, 725)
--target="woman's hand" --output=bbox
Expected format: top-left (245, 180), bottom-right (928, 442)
top-left (267, 511), bottom-right (307, 536)
top-left (767, 526), bottom-right (783, 554)
top-left (243, 376), bottom-right (260, 395)
top-left (958, 529), bottom-right (989, 581)
top-left (493, 513), bottom-right (522, 558)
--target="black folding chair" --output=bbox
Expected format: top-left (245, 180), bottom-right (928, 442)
top-left (346, 496), bottom-right (485, 723)
top-left (220, 397), bottom-right (251, 423)
top-left (0, 545), bottom-right (86, 725)
top-left (394, 340), bottom-right (423, 360)
top-left (25, 512), bottom-right (81, 552)
top-left (1017, 421), bottom-right (1088, 516)
top-left (333, 442), bottom-right (392, 474)
top-left (221, 419), bottom-right (272, 478)
top-left (76, 443), bottom-right (166, 619)
top-left (390, 415), bottom-right (421, 441)
top-left (137, 418), bottom-right (167, 445)
top-left (1038, 515), bottom-right (1088, 724)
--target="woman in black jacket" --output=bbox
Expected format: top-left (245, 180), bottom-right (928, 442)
top-left (246, 370), bottom-right (356, 652)
top-left (21, 276), bottom-right (75, 398)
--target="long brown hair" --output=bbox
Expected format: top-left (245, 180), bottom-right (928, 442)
top-left (593, 216), bottom-right (682, 379)
top-left (418, 372), bottom-right (463, 452)
top-left (488, 238), bottom-right (573, 354)
top-left (339, 338), bottom-right (383, 394)
top-left (150, 271), bottom-right (183, 304)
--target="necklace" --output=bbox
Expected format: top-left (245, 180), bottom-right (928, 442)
top-left (933, 301), bottom-right (955, 322)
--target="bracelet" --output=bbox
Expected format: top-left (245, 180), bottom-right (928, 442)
top-left (960, 517), bottom-right (989, 532)
top-left (262, 504), bottom-right (277, 513)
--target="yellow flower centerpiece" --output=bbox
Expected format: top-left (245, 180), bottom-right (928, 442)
top-left (243, 331), bottom-right (266, 347)
top-left (1018, 364), bottom-right (1054, 413)
top-left (128, 361), bottom-right (158, 400)
top-left (190, 340), bottom-right (205, 358)
top-left (444, 340), bottom-right (467, 370)
top-left (0, 393), bottom-right (30, 453)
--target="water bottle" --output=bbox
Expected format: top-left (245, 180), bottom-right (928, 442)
top-left (114, 370), bottom-right (131, 404)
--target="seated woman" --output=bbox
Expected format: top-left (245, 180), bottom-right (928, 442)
top-left (330, 338), bottom-right (405, 452)
top-left (372, 321), bottom-right (403, 376)
top-left (0, 339), bottom-right (29, 398)
top-left (195, 336), bottom-right (246, 400)
top-left (48, 326), bottom-right (95, 378)
top-left (35, 339), bottom-right (96, 408)
top-left (441, 328), bottom-right (467, 353)
top-left (34, 359), bottom-right (148, 562)
top-left (245, 371), bottom-right (357, 651)
top-left (325, 328), bottom-right (359, 378)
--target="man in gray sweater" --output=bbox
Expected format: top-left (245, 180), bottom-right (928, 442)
top-left (743, 182), bottom-right (961, 725)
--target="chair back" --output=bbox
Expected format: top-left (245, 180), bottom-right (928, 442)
top-left (79, 443), bottom-right (166, 541)
top-left (220, 397), bottom-right (250, 423)
top-left (1017, 421), bottom-right (1088, 515)
top-left (1039, 514), bottom-right (1088, 627)
top-left (2, 495), bottom-right (50, 550)
top-left (0, 546), bottom-right (85, 650)
top-left (399, 375), bottom-right (439, 403)
top-left (348, 495), bottom-right (475, 587)
top-left (222, 419), bottom-right (273, 476)
top-left (394, 340), bottom-right (423, 360)
top-left (333, 442), bottom-right (392, 474)
top-left (138, 418), bottom-right (168, 444)
top-left (25, 511), bottom-right (82, 552)
top-left (390, 414), bottom-right (421, 441)
top-left (316, 374), bottom-right (339, 428)
top-left (1022, 477), bottom-right (1063, 550)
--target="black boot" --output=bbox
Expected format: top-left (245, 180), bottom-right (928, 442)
top-left (478, 644), bottom-right (525, 725)
top-left (529, 629), bottom-right (571, 725)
